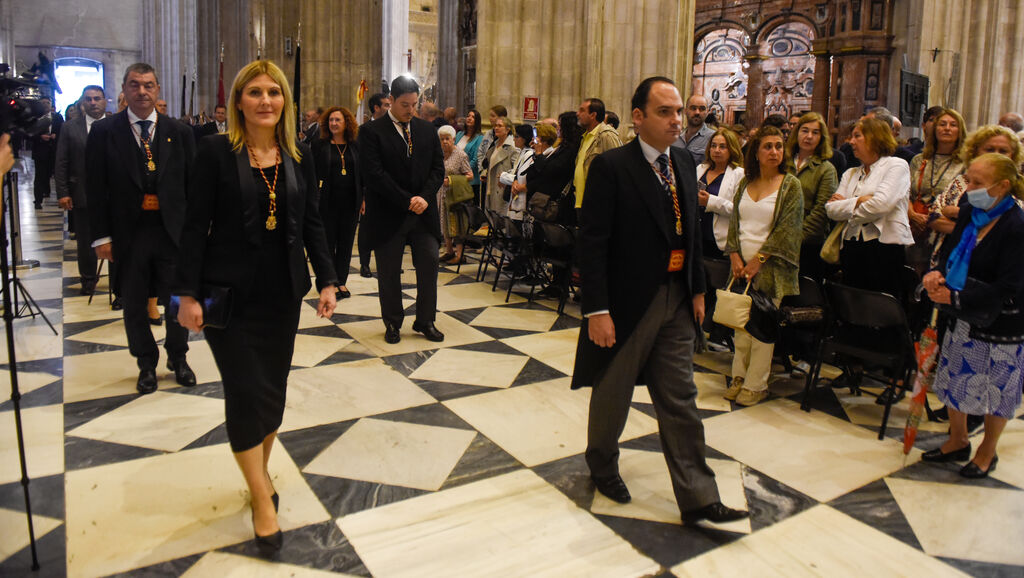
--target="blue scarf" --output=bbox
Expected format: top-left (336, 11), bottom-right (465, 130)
top-left (945, 196), bottom-right (1017, 290)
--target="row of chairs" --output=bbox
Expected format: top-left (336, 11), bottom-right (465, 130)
top-left (452, 204), bottom-right (578, 315)
top-left (705, 258), bottom-right (919, 440)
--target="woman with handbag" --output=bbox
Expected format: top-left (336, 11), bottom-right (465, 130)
top-left (312, 106), bottom-right (361, 299)
top-left (722, 126), bottom-right (804, 406)
top-left (174, 60), bottom-right (338, 556)
top-left (825, 117), bottom-right (913, 400)
top-left (438, 125), bottom-right (473, 264)
top-left (500, 124), bottom-right (537, 221)
top-left (921, 153), bottom-right (1024, 478)
top-left (787, 112), bottom-right (838, 282)
top-left (483, 117), bottom-right (520, 215)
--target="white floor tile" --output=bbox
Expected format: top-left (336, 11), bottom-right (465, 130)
top-left (0, 404), bottom-right (63, 484)
top-left (409, 348), bottom-right (529, 388)
top-left (68, 391), bottom-right (224, 452)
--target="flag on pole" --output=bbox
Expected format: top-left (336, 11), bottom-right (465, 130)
top-left (180, 74), bottom-right (186, 117)
top-left (356, 79), bottom-right (368, 124)
top-left (217, 43), bottom-right (226, 108)
top-left (188, 75), bottom-right (195, 120)
top-left (293, 23), bottom-right (302, 129)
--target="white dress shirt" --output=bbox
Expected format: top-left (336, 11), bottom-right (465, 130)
top-left (825, 155), bottom-right (914, 246)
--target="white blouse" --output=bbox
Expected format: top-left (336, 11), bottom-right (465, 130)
top-left (825, 155), bottom-right (914, 246)
top-left (737, 189), bottom-right (778, 261)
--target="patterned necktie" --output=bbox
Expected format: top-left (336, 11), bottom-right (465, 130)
top-left (655, 154), bottom-right (672, 193)
top-left (137, 120), bottom-right (152, 145)
top-left (399, 121), bottom-right (412, 156)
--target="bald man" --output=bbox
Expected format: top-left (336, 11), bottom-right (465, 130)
top-left (674, 95), bottom-right (714, 164)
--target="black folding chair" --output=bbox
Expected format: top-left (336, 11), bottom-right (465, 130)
top-left (535, 221), bottom-right (577, 315)
top-left (454, 203), bottom-right (490, 277)
top-left (476, 209), bottom-right (505, 282)
top-left (801, 282), bottom-right (917, 439)
top-left (491, 217), bottom-right (535, 302)
top-left (777, 276), bottom-right (828, 374)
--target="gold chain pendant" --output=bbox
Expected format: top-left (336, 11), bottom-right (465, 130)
top-left (147, 160), bottom-right (156, 172)
top-left (266, 215), bottom-right (277, 230)
top-left (341, 168), bottom-right (347, 175)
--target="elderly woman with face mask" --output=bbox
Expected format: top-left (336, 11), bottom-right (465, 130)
top-left (437, 124), bottom-right (473, 262)
top-left (922, 153), bottom-right (1024, 479)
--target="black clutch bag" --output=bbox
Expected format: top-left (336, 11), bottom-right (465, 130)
top-left (168, 285), bottom-right (234, 330)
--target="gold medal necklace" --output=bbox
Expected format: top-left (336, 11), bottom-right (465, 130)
top-left (248, 144), bottom-right (281, 230)
top-left (334, 142), bottom-right (348, 175)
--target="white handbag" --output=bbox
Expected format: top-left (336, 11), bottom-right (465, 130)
top-left (713, 279), bottom-right (752, 330)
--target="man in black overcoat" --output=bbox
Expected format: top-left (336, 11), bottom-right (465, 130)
top-left (572, 76), bottom-right (748, 526)
top-left (358, 76), bottom-right (445, 344)
top-left (87, 62), bottom-right (197, 394)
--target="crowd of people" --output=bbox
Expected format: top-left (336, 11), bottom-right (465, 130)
top-left (16, 58), bottom-right (1024, 556)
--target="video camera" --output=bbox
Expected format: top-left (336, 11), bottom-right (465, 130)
top-left (0, 62), bottom-right (54, 138)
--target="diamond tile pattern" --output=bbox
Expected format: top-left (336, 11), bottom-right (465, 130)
top-left (0, 176), bottom-right (1019, 577)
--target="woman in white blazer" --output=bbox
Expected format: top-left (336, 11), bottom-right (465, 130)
top-left (825, 116), bottom-right (913, 300)
top-left (696, 127), bottom-right (746, 258)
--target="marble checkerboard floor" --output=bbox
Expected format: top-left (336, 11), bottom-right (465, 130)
top-left (2, 162), bottom-right (1024, 577)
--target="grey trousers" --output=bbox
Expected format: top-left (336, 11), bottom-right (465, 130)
top-left (585, 278), bottom-right (721, 511)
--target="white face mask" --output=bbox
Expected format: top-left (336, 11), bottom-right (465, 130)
top-left (965, 186), bottom-right (996, 211)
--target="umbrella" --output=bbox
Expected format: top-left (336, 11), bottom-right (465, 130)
top-left (903, 309), bottom-right (941, 458)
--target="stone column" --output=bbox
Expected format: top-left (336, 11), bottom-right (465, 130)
top-left (383, 0), bottom-right (410, 84)
top-left (196, 0), bottom-right (221, 119)
top-left (810, 51), bottom-right (831, 116)
top-left (143, 0), bottom-right (199, 118)
top-left (744, 53), bottom-right (765, 124)
top-left (475, 0), bottom-right (695, 135)
top-left (437, 0), bottom-right (459, 108)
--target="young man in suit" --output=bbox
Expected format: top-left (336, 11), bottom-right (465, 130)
top-left (31, 96), bottom-right (63, 209)
top-left (359, 76), bottom-right (445, 344)
top-left (55, 85), bottom-right (106, 295)
top-left (572, 76), bottom-right (748, 526)
top-left (87, 62), bottom-right (197, 394)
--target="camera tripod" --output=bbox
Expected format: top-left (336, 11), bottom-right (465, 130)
top-left (1, 168), bottom-right (46, 571)
top-left (0, 170), bottom-right (55, 334)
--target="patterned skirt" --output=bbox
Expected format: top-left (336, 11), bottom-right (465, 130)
top-left (933, 320), bottom-right (1024, 419)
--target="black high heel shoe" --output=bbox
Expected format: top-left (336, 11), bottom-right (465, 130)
top-left (252, 510), bottom-right (282, 557)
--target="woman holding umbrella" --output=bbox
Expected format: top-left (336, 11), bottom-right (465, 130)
top-left (921, 153), bottom-right (1024, 478)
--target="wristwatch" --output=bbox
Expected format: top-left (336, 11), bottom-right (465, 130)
top-left (757, 253), bottom-right (767, 264)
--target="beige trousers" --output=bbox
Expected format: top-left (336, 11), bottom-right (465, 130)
top-left (732, 329), bottom-right (775, 392)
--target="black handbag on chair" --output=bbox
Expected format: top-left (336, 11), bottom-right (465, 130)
top-left (746, 288), bottom-right (780, 343)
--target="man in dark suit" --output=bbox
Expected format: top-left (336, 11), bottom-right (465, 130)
top-left (572, 77), bottom-right (748, 526)
top-left (31, 96), bottom-right (63, 209)
top-left (356, 93), bottom-right (393, 279)
top-left (87, 62), bottom-right (197, 394)
top-left (359, 76), bottom-right (445, 344)
top-left (194, 104), bottom-right (227, 140)
top-left (55, 85), bottom-right (106, 295)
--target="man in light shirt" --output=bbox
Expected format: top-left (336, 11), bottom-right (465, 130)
top-left (675, 94), bottom-right (713, 164)
top-left (573, 97), bottom-right (622, 211)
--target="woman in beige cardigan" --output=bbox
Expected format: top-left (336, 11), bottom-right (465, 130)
top-left (723, 126), bottom-right (804, 406)
top-left (482, 116), bottom-right (520, 215)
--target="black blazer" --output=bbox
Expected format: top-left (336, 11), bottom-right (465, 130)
top-left (54, 114), bottom-right (90, 207)
top-left (31, 112), bottom-right (63, 161)
top-left (85, 110), bottom-right (196, 259)
top-left (311, 137), bottom-right (363, 217)
top-left (358, 114), bottom-right (445, 248)
top-left (173, 135), bottom-right (337, 303)
top-left (571, 139), bottom-right (706, 389)
top-left (934, 202), bottom-right (1024, 341)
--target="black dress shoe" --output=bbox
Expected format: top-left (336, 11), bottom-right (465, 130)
top-left (961, 455), bottom-right (998, 478)
top-left (412, 321), bottom-right (445, 342)
top-left (921, 443), bottom-right (971, 463)
top-left (79, 280), bottom-right (97, 296)
top-left (111, 297), bottom-right (124, 311)
top-left (166, 358), bottom-right (197, 387)
top-left (360, 265), bottom-right (372, 278)
top-left (336, 288), bottom-right (351, 299)
top-left (149, 314), bottom-right (163, 326)
top-left (591, 474), bottom-right (631, 503)
top-left (682, 502), bottom-right (750, 525)
top-left (137, 369), bottom-right (158, 394)
top-left (384, 324), bottom-right (401, 344)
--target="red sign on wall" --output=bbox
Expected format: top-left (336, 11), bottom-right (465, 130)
top-left (523, 96), bottom-right (539, 121)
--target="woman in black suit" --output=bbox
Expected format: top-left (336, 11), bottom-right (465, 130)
top-left (174, 60), bottom-right (337, 556)
top-left (312, 106), bottom-right (361, 299)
